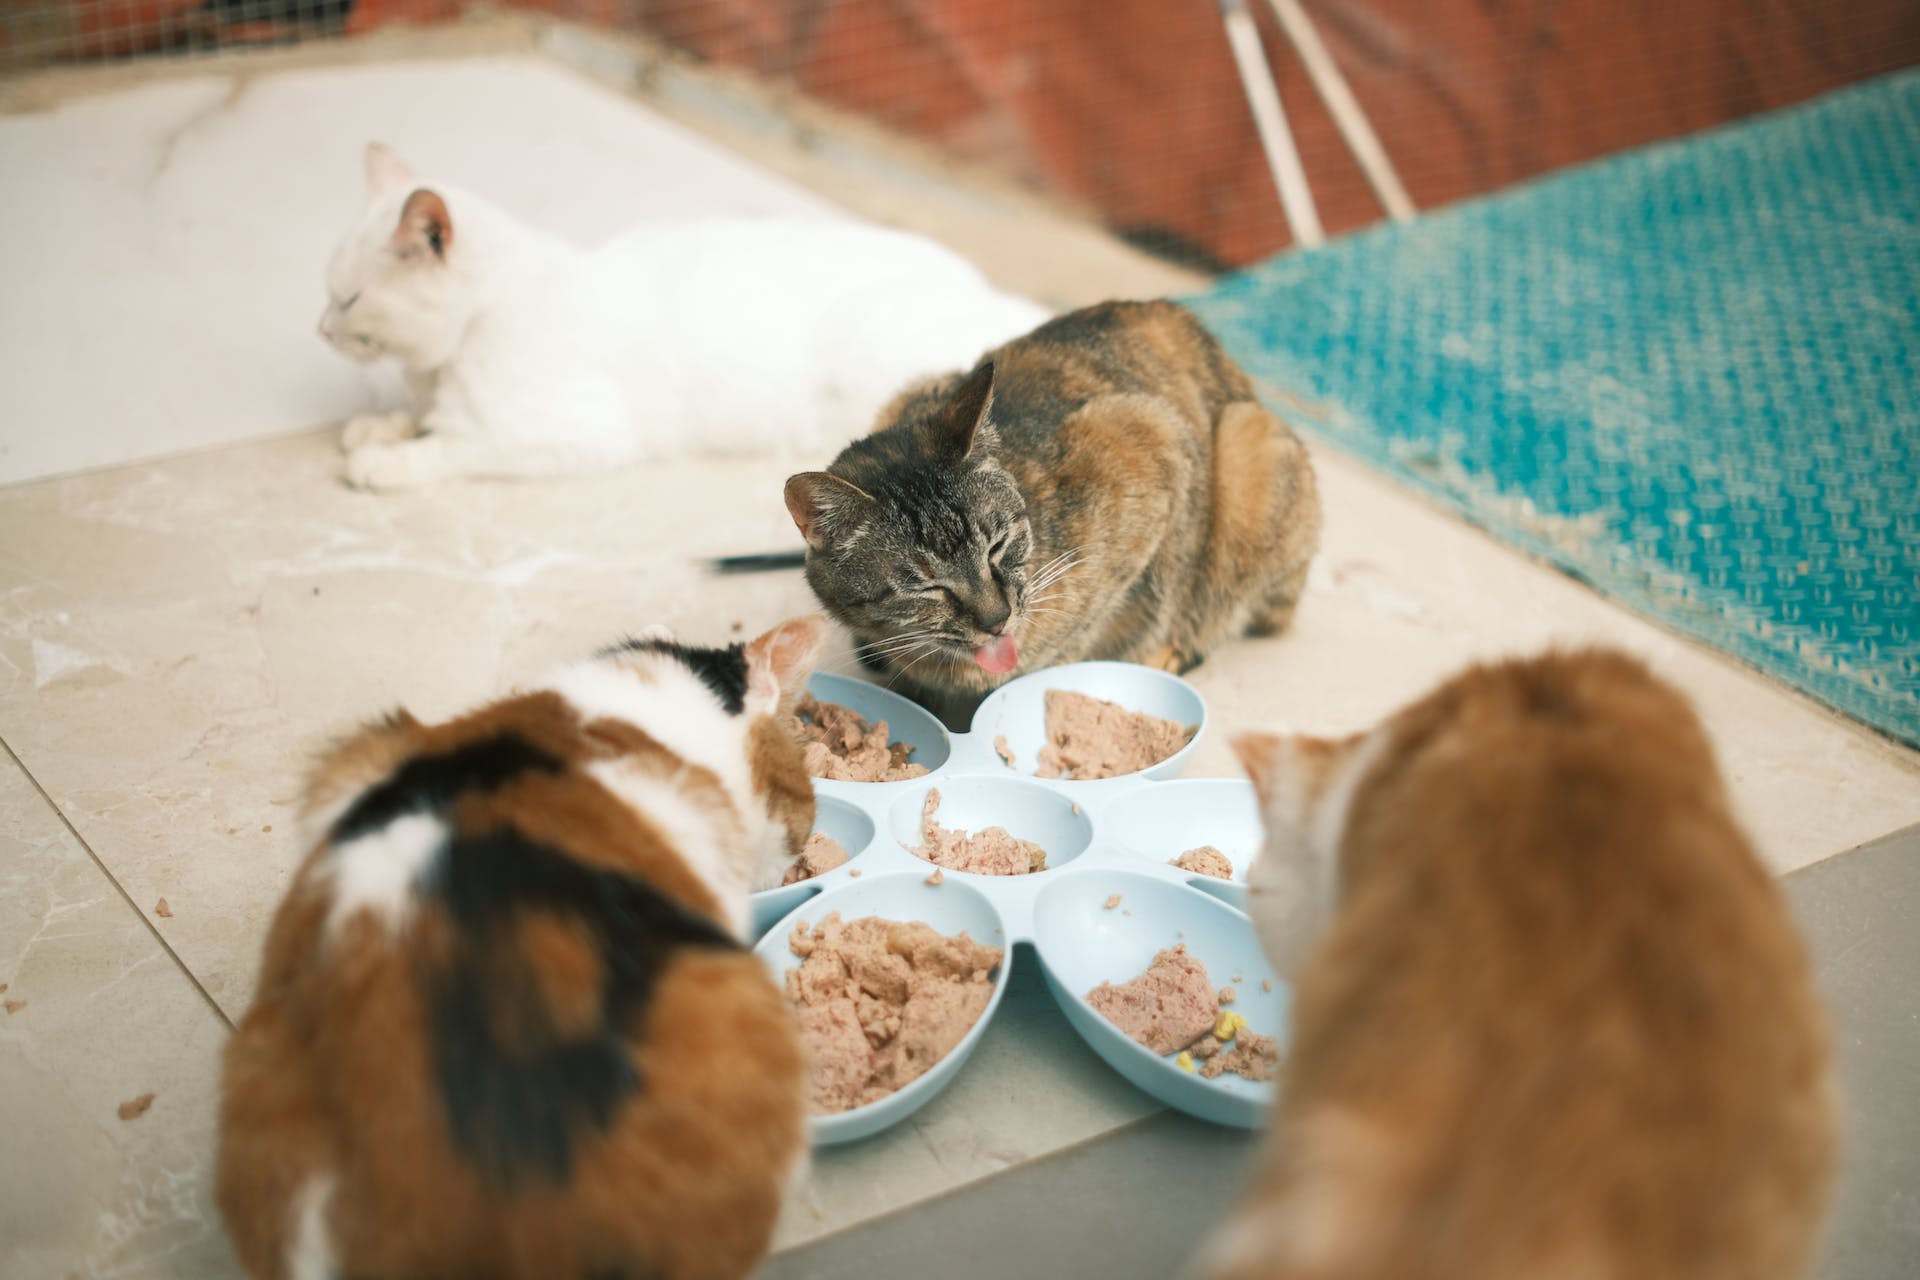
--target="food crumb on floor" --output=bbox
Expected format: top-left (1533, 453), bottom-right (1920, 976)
top-left (925, 868), bottom-right (944, 885)
top-left (262, 824), bottom-right (272, 833)
top-left (4, 999), bottom-right (25, 1015)
top-left (1262, 979), bottom-right (1272, 992)
top-left (994, 734), bottom-right (1015, 767)
top-left (154, 898), bottom-right (173, 918)
top-left (1219, 986), bottom-right (1236, 1004)
top-left (117, 1093), bottom-right (155, 1121)
top-left (1103, 893), bottom-right (1122, 909)
top-left (848, 869), bottom-right (862, 877)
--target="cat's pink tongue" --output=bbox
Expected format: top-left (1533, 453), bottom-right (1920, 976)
top-left (973, 634), bottom-right (1019, 675)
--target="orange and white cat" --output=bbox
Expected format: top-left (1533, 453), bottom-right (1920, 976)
top-left (1204, 649), bottom-right (1835, 1280)
top-left (217, 618), bottom-right (824, 1280)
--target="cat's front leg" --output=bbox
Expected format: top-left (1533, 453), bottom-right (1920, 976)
top-left (345, 435), bottom-right (451, 490)
top-left (340, 411), bottom-right (418, 452)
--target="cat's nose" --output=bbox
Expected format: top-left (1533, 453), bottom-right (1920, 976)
top-left (975, 597), bottom-right (1012, 635)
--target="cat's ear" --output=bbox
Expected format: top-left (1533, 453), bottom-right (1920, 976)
top-left (1233, 729), bottom-right (1366, 832)
top-left (1231, 731), bottom-right (1287, 805)
top-left (393, 189), bottom-right (454, 262)
top-left (785, 472), bottom-right (874, 550)
top-left (1231, 730), bottom-right (1319, 830)
top-left (744, 615), bottom-right (826, 715)
top-left (364, 142), bottom-right (415, 197)
top-left (940, 361), bottom-right (996, 457)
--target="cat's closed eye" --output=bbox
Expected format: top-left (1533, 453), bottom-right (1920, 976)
top-left (337, 291), bottom-right (362, 311)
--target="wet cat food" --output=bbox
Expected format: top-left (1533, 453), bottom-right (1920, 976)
top-left (1036, 690), bottom-right (1194, 780)
top-left (1084, 943), bottom-right (1218, 1055)
top-left (1170, 845), bottom-right (1233, 879)
top-left (782, 832), bottom-right (851, 886)
top-left (786, 912), bottom-right (1003, 1114)
top-left (790, 694), bottom-right (929, 783)
top-left (912, 789), bottom-right (1048, 876)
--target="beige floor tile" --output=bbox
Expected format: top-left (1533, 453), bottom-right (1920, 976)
top-left (0, 753), bottom-right (237, 1280)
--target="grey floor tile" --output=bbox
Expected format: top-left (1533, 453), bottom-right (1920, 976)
top-left (1787, 825), bottom-right (1920, 1280)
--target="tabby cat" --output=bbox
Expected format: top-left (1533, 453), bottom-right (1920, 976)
top-left (782, 300), bottom-right (1320, 715)
top-left (217, 618), bottom-right (823, 1280)
top-left (1201, 649), bottom-right (1836, 1280)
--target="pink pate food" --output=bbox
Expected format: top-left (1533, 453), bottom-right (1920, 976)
top-left (781, 832), bottom-right (851, 886)
top-left (790, 694), bottom-right (928, 783)
top-left (1084, 943), bottom-right (1218, 1055)
top-left (1087, 944), bottom-right (1283, 1081)
top-left (912, 788), bottom-right (1047, 876)
top-left (787, 912), bottom-right (1003, 1114)
top-left (1035, 690), bottom-right (1195, 780)
top-left (1169, 845), bottom-right (1233, 880)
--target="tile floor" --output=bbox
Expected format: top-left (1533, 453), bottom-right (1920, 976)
top-left (2, 35), bottom-right (1915, 1280)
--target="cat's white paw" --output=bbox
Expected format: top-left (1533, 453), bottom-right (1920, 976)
top-left (340, 412), bottom-right (417, 452)
top-left (345, 440), bottom-right (444, 491)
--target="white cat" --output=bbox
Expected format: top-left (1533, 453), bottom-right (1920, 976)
top-left (320, 143), bottom-right (1051, 489)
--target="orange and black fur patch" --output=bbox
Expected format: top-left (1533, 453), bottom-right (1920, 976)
top-left (218, 622), bottom-right (820, 1280)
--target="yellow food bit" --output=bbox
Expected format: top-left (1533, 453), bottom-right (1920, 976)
top-left (1174, 1051), bottom-right (1196, 1073)
top-left (1213, 1011), bottom-right (1248, 1041)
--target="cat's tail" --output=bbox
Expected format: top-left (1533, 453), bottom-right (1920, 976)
top-left (705, 550), bottom-right (808, 574)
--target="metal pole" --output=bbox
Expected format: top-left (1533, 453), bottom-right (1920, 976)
top-left (1218, 0), bottom-right (1325, 248)
top-left (1264, 0), bottom-right (1415, 222)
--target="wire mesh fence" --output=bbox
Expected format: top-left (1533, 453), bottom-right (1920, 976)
top-left (3, 1), bottom-right (1917, 269)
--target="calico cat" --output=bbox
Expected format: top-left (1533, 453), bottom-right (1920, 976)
top-left (782, 300), bottom-right (1320, 711)
top-left (323, 143), bottom-right (1048, 489)
top-left (217, 618), bottom-right (824, 1280)
top-left (1201, 649), bottom-right (1836, 1280)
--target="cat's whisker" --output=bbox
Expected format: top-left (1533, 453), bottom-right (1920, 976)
top-left (856, 630), bottom-right (945, 658)
top-left (1030, 544), bottom-right (1085, 582)
top-left (885, 643), bottom-right (950, 690)
top-left (1028, 555), bottom-right (1086, 595)
top-left (873, 640), bottom-right (940, 668)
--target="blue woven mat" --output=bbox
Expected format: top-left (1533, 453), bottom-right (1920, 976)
top-left (1189, 71), bottom-right (1920, 746)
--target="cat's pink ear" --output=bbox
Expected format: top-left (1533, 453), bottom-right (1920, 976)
top-left (364, 142), bottom-right (415, 196)
top-left (393, 189), bottom-right (453, 262)
top-left (744, 615), bottom-right (827, 714)
top-left (941, 361), bottom-right (996, 457)
top-left (785, 472), bottom-right (873, 550)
